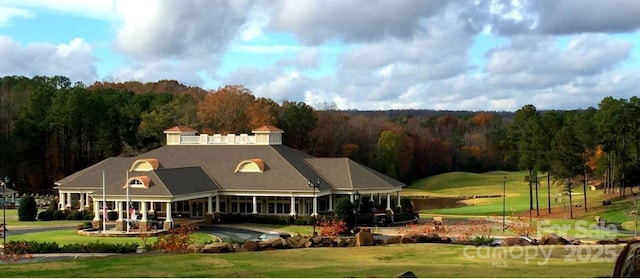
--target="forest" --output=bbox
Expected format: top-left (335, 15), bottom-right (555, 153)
top-left (0, 75), bottom-right (637, 202)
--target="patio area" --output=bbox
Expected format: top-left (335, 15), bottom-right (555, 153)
top-left (76, 218), bottom-right (205, 237)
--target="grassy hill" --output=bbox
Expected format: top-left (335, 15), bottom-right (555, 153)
top-left (402, 171), bottom-right (614, 219)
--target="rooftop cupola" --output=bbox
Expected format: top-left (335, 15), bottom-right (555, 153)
top-left (163, 125), bottom-right (283, 146)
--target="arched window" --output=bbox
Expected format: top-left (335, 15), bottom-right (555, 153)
top-left (122, 176), bottom-right (151, 189)
top-left (234, 159), bottom-right (265, 173)
top-left (129, 159), bottom-right (159, 172)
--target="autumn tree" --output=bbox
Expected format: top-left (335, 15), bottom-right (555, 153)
top-left (197, 85), bottom-right (258, 134)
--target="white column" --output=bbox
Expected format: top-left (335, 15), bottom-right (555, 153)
top-left (59, 192), bottom-right (66, 209)
top-left (93, 198), bottom-right (100, 221)
top-left (350, 194), bottom-right (354, 203)
top-left (84, 193), bottom-right (89, 208)
top-left (79, 193), bottom-right (85, 211)
top-left (149, 201), bottom-right (155, 214)
top-left (252, 196), bottom-right (258, 214)
top-left (386, 193), bottom-right (391, 210)
top-left (397, 191), bottom-right (401, 209)
top-left (312, 196), bottom-right (318, 216)
top-left (65, 192), bottom-right (72, 208)
top-left (378, 193), bottom-right (382, 204)
top-left (290, 195), bottom-right (296, 216)
top-left (207, 196), bottom-right (213, 214)
top-left (215, 195), bottom-right (220, 213)
top-left (141, 201), bottom-right (148, 222)
top-left (370, 193), bottom-right (374, 201)
top-left (116, 201), bottom-right (123, 221)
top-left (328, 194), bottom-right (333, 212)
top-left (165, 202), bottom-right (173, 223)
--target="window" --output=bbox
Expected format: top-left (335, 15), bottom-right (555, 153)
top-left (230, 197), bottom-right (260, 213)
top-left (174, 201), bottom-right (189, 212)
top-left (267, 197), bottom-right (291, 214)
top-left (234, 159), bottom-right (265, 173)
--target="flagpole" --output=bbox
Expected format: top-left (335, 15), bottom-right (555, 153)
top-left (126, 170), bottom-right (129, 233)
top-left (102, 170), bottom-right (106, 233)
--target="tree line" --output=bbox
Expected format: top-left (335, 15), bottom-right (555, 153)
top-left (0, 75), bottom-right (637, 201)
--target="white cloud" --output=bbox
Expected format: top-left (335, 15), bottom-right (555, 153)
top-left (0, 36), bottom-right (97, 83)
top-left (0, 0), bottom-right (116, 21)
top-left (0, 6), bottom-right (33, 26)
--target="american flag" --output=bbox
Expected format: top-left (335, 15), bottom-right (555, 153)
top-left (103, 204), bottom-right (108, 221)
top-left (129, 202), bottom-right (136, 219)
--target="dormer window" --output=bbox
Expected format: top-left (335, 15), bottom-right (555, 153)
top-left (129, 159), bottom-right (159, 172)
top-left (123, 176), bottom-right (151, 189)
top-left (234, 159), bottom-right (265, 173)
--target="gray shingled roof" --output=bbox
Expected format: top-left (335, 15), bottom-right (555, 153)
top-left (55, 143), bottom-right (404, 198)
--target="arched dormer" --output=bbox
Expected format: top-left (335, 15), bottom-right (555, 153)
top-left (122, 176), bottom-right (151, 189)
top-left (234, 159), bottom-right (265, 173)
top-left (129, 159), bottom-right (159, 172)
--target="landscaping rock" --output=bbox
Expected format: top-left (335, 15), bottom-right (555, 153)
top-left (501, 237), bottom-right (532, 246)
top-left (242, 240), bottom-right (260, 252)
top-left (201, 242), bottom-right (233, 253)
top-left (612, 240), bottom-right (640, 277)
top-left (286, 236), bottom-right (311, 248)
top-left (540, 233), bottom-right (570, 245)
top-left (385, 235), bottom-right (402, 245)
top-left (188, 243), bottom-right (205, 253)
top-left (258, 238), bottom-right (288, 249)
top-left (353, 230), bottom-right (375, 247)
top-left (396, 270), bottom-right (418, 278)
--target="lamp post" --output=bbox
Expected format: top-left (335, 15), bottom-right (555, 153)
top-left (1, 176), bottom-right (8, 253)
top-left (353, 190), bottom-right (360, 233)
top-left (502, 176), bottom-right (506, 231)
top-left (307, 178), bottom-right (320, 237)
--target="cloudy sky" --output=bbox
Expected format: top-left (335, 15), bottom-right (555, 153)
top-left (1, 0), bottom-right (639, 111)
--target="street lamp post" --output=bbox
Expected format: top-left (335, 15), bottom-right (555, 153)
top-left (353, 190), bottom-right (360, 234)
top-left (1, 176), bottom-right (8, 253)
top-left (307, 178), bottom-right (320, 237)
top-left (502, 176), bottom-right (506, 231)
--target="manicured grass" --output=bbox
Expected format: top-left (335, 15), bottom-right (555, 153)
top-left (405, 171), bottom-right (603, 217)
top-left (6, 229), bottom-right (217, 246)
top-left (0, 243), bottom-right (622, 277)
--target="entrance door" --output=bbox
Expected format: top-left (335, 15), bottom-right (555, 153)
top-left (190, 201), bottom-right (204, 218)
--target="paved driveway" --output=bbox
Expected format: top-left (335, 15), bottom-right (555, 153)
top-left (198, 225), bottom-right (264, 242)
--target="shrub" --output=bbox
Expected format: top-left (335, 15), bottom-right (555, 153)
top-left (153, 225), bottom-right (196, 253)
top-left (72, 210), bottom-right (83, 220)
top-left (18, 195), bottom-right (38, 221)
top-left (83, 214), bottom-right (95, 220)
top-left (318, 217), bottom-right (348, 236)
top-left (83, 221), bottom-right (93, 229)
top-left (334, 198), bottom-right (355, 227)
top-left (53, 210), bottom-right (66, 220)
top-left (294, 216), bottom-right (312, 225)
top-left (59, 242), bottom-right (138, 253)
top-left (107, 211), bottom-right (118, 221)
top-left (37, 211), bottom-right (53, 221)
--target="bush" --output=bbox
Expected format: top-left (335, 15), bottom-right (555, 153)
top-left (107, 211), bottom-right (118, 221)
top-left (53, 210), bottom-right (66, 220)
top-left (83, 221), bottom-right (93, 229)
top-left (37, 210), bottom-right (53, 221)
top-left (72, 210), bottom-right (84, 220)
top-left (18, 195), bottom-right (38, 221)
top-left (83, 214), bottom-right (95, 220)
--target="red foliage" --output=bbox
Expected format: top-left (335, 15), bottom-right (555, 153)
top-left (153, 225), bottom-right (197, 253)
top-left (318, 218), bottom-right (348, 237)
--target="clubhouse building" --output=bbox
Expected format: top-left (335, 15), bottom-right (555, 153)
top-left (54, 125), bottom-right (405, 231)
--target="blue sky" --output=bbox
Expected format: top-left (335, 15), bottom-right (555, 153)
top-left (1, 0), bottom-right (640, 111)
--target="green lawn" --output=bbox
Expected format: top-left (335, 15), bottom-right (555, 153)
top-left (404, 171), bottom-right (604, 217)
top-left (0, 243), bottom-right (622, 277)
